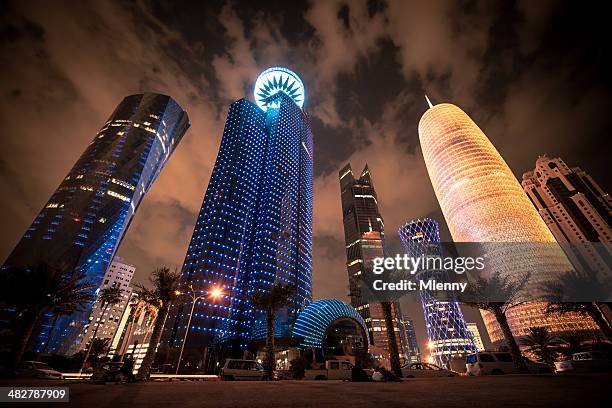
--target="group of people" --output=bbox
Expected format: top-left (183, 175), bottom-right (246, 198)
top-left (351, 361), bottom-right (402, 382)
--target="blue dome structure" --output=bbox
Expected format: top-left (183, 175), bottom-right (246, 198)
top-left (292, 299), bottom-right (368, 351)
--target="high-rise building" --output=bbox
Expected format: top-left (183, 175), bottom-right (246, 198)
top-left (399, 218), bottom-right (476, 368)
top-left (398, 316), bottom-right (421, 363)
top-left (108, 292), bottom-right (158, 373)
top-left (2, 93), bottom-right (189, 353)
top-left (339, 164), bottom-right (407, 361)
top-left (522, 155), bottom-right (612, 324)
top-left (467, 323), bottom-right (485, 351)
top-left (522, 155), bottom-right (612, 249)
top-left (69, 257), bottom-right (135, 354)
top-left (162, 67), bottom-right (313, 371)
top-left (418, 101), bottom-right (597, 345)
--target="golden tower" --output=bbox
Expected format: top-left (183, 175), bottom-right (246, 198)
top-left (418, 102), bottom-right (596, 344)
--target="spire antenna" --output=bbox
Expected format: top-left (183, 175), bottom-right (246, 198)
top-left (425, 94), bottom-right (434, 109)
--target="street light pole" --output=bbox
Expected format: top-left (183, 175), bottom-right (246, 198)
top-left (175, 285), bottom-right (222, 375)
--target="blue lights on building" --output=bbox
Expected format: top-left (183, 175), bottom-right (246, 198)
top-left (163, 67), bottom-right (313, 369)
top-left (253, 67), bottom-right (305, 111)
top-left (292, 299), bottom-right (367, 350)
top-left (3, 93), bottom-right (189, 354)
top-left (398, 218), bottom-right (476, 368)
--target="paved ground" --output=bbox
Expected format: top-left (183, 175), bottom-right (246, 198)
top-left (1, 374), bottom-right (610, 408)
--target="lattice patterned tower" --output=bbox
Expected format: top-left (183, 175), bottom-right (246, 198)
top-left (418, 101), bottom-right (596, 344)
top-left (3, 93), bottom-right (189, 353)
top-left (399, 218), bottom-right (476, 368)
top-left (162, 67), bottom-right (313, 372)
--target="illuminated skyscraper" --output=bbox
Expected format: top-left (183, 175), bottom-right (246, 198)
top-left (162, 67), bottom-right (313, 371)
top-left (339, 164), bottom-right (407, 361)
top-left (522, 155), bottom-right (612, 325)
top-left (398, 316), bottom-right (421, 363)
top-left (399, 218), bottom-right (476, 368)
top-left (522, 156), bottom-right (612, 246)
top-left (3, 93), bottom-right (189, 353)
top-left (418, 101), bottom-right (596, 344)
top-left (467, 323), bottom-right (485, 351)
top-left (70, 257), bottom-right (134, 354)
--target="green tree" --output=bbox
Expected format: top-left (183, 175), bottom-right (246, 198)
top-left (0, 264), bottom-right (94, 371)
top-left (460, 272), bottom-right (531, 373)
top-left (247, 283), bottom-right (296, 380)
top-left (134, 267), bottom-right (181, 379)
top-left (79, 285), bottom-right (123, 373)
top-left (520, 327), bottom-right (561, 366)
top-left (381, 301), bottom-right (403, 378)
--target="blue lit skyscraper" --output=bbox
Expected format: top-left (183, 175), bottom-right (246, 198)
top-left (162, 67), bottom-right (313, 372)
top-left (2, 93), bottom-right (189, 353)
top-left (398, 218), bottom-right (476, 368)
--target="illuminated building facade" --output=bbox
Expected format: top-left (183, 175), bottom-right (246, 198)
top-left (399, 218), bottom-right (476, 368)
top-left (398, 316), bottom-right (421, 363)
top-left (339, 164), bottom-right (407, 361)
top-left (70, 257), bottom-right (134, 354)
top-left (523, 156), bottom-right (612, 254)
top-left (108, 292), bottom-right (158, 373)
top-left (162, 67), bottom-right (313, 371)
top-left (292, 299), bottom-right (368, 357)
top-left (3, 93), bottom-right (188, 353)
top-left (418, 102), bottom-right (596, 344)
top-left (467, 323), bottom-right (485, 351)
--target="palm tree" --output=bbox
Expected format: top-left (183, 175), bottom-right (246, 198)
top-left (88, 337), bottom-right (111, 364)
top-left (541, 268), bottom-right (612, 342)
top-left (0, 264), bottom-right (94, 371)
top-left (247, 283), bottom-right (296, 380)
top-left (380, 301), bottom-right (403, 378)
top-left (460, 272), bottom-right (531, 373)
top-left (134, 267), bottom-right (181, 379)
top-left (520, 327), bottom-right (561, 366)
top-left (79, 285), bottom-right (123, 373)
top-left (557, 332), bottom-right (587, 359)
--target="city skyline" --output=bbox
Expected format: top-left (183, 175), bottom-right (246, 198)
top-left (1, 1), bottom-right (610, 356)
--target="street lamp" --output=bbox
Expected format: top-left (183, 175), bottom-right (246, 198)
top-left (175, 284), bottom-right (223, 375)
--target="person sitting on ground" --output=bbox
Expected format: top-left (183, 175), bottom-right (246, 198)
top-left (378, 366), bottom-right (401, 382)
top-left (371, 367), bottom-right (385, 382)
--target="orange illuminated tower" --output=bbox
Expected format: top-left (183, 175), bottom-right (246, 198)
top-left (418, 100), bottom-right (597, 345)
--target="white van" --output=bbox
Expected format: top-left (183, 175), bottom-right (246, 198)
top-left (303, 360), bottom-right (353, 380)
top-left (220, 359), bottom-right (264, 380)
top-left (466, 352), bottom-right (550, 375)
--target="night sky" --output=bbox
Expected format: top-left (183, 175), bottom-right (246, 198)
top-left (1, 0), bottom-right (610, 352)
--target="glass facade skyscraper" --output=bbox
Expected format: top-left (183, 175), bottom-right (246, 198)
top-left (2, 93), bottom-right (189, 353)
top-left (398, 218), bottom-right (476, 368)
top-left (418, 102), bottom-right (596, 345)
top-left (339, 164), bottom-right (407, 362)
top-left (162, 67), bottom-right (313, 372)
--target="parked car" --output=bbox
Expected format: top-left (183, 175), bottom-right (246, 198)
top-left (465, 352), bottom-right (550, 375)
top-left (220, 359), bottom-right (264, 381)
top-left (555, 351), bottom-right (612, 373)
top-left (401, 362), bottom-right (456, 378)
top-left (303, 360), bottom-right (352, 380)
top-left (15, 361), bottom-right (63, 379)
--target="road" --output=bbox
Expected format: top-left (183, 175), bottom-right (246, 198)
top-left (1, 374), bottom-right (610, 408)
